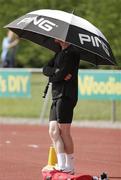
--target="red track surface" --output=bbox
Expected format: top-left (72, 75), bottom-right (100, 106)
top-left (0, 124), bottom-right (121, 180)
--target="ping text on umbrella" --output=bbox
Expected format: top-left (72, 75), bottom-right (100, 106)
top-left (17, 16), bottom-right (57, 32)
top-left (79, 33), bottom-right (110, 56)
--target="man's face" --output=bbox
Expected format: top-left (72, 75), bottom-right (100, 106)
top-left (54, 39), bottom-right (63, 46)
top-left (54, 39), bottom-right (70, 49)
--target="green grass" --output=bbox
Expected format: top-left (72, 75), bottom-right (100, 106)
top-left (0, 73), bottom-right (121, 121)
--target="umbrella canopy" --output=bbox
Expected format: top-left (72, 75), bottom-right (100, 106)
top-left (5, 9), bottom-right (116, 65)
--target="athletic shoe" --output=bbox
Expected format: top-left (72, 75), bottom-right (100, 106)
top-left (54, 166), bottom-right (75, 175)
top-left (62, 167), bottom-right (75, 175)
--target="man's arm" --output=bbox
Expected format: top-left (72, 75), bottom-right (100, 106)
top-left (8, 38), bottom-right (19, 48)
top-left (43, 55), bottom-right (57, 77)
top-left (49, 54), bottom-right (73, 83)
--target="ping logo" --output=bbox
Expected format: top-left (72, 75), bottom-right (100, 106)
top-left (79, 33), bottom-right (110, 56)
top-left (17, 16), bottom-right (57, 32)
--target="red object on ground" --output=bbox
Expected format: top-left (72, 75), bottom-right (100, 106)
top-left (42, 170), bottom-right (92, 180)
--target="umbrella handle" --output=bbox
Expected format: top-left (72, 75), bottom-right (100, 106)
top-left (42, 82), bottom-right (50, 98)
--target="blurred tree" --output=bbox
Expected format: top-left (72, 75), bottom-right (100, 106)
top-left (0, 0), bottom-right (120, 68)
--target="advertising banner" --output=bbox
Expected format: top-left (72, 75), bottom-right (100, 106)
top-left (0, 70), bottom-right (31, 97)
top-left (78, 70), bottom-right (121, 100)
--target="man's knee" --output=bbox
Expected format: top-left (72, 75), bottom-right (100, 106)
top-left (49, 122), bottom-right (60, 141)
top-left (60, 124), bottom-right (71, 139)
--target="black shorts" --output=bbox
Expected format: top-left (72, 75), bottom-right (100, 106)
top-left (49, 97), bottom-right (77, 124)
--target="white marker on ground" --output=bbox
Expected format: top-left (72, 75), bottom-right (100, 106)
top-left (5, 140), bottom-right (11, 144)
top-left (28, 144), bottom-right (39, 148)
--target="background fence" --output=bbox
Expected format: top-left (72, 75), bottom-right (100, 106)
top-left (0, 68), bottom-right (121, 122)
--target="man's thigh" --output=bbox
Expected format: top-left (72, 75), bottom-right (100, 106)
top-left (56, 97), bottom-right (75, 124)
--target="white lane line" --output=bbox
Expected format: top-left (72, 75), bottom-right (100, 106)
top-left (28, 144), bottom-right (39, 148)
top-left (5, 140), bottom-right (11, 144)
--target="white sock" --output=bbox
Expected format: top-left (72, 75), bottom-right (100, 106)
top-left (57, 153), bottom-right (66, 169)
top-left (65, 154), bottom-right (74, 170)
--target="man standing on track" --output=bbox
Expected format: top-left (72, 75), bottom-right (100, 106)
top-left (43, 39), bottom-right (80, 174)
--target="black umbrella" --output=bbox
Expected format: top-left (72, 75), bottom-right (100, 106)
top-left (5, 9), bottom-right (116, 65)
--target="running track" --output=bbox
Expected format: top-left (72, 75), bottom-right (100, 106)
top-left (0, 124), bottom-right (121, 180)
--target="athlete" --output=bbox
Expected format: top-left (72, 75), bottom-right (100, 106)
top-left (43, 39), bottom-right (80, 174)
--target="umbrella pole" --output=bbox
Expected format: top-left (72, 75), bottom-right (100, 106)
top-left (40, 83), bottom-right (51, 123)
top-left (111, 100), bottom-right (116, 122)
